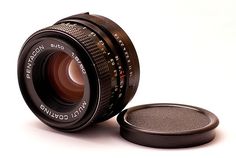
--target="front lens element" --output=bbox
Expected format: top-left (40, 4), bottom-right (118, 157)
top-left (46, 52), bottom-right (84, 103)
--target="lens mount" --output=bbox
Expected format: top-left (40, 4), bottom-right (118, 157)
top-left (18, 13), bottom-right (140, 131)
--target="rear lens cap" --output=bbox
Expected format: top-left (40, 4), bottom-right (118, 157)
top-left (117, 103), bottom-right (219, 148)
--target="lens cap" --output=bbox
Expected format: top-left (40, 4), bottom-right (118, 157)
top-left (117, 103), bottom-right (219, 148)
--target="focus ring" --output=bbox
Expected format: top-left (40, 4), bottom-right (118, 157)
top-left (48, 23), bottom-right (111, 122)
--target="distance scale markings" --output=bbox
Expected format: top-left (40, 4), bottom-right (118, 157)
top-left (114, 33), bottom-right (133, 78)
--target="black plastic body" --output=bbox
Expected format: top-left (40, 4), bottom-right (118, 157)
top-left (18, 13), bottom-right (140, 132)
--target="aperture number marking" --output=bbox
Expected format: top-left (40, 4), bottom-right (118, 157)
top-left (71, 52), bottom-right (86, 74)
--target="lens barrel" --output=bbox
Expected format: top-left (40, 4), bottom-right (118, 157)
top-left (18, 13), bottom-right (140, 131)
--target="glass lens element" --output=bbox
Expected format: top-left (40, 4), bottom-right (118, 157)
top-left (46, 52), bottom-right (84, 103)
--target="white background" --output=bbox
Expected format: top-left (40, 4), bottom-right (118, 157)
top-left (0, 0), bottom-right (236, 157)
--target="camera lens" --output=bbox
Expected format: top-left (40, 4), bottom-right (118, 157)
top-left (18, 13), bottom-right (140, 131)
